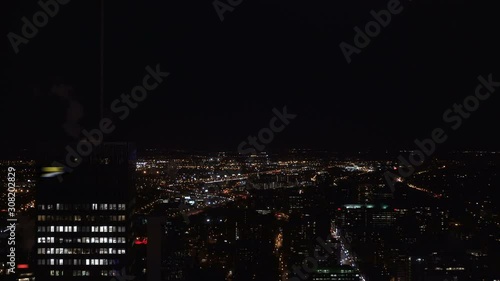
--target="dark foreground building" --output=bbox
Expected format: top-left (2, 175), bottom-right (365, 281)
top-left (34, 142), bottom-right (136, 280)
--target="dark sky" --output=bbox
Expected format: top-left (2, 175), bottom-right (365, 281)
top-left (2, 0), bottom-right (500, 152)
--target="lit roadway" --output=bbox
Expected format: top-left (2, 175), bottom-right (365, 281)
top-left (332, 228), bottom-right (367, 281)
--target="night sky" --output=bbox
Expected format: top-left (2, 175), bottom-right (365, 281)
top-left (2, 0), bottom-right (500, 152)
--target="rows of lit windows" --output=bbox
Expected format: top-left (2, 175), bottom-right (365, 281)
top-left (37, 236), bottom-right (126, 243)
top-left (38, 258), bottom-right (121, 266)
top-left (92, 204), bottom-right (126, 211)
top-left (37, 248), bottom-right (126, 254)
top-left (102, 269), bottom-right (125, 276)
top-left (38, 203), bottom-right (126, 211)
top-left (38, 259), bottom-right (120, 265)
top-left (49, 269), bottom-right (129, 277)
top-left (38, 237), bottom-right (55, 243)
top-left (91, 226), bottom-right (124, 232)
top-left (73, 270), bottom-right (90, 276)
top-left (37, 215), bottom-right (126, 222)
top-left (37, 226), bottom-right (126, 232)
top-left (50, 270), bottom-right (64, 276)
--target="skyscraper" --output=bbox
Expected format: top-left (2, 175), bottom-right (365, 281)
top-left (34, 142), bottom-right (136, 280)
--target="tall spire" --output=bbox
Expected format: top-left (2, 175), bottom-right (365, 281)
top-left (100, 0), bottom-right (104, 120)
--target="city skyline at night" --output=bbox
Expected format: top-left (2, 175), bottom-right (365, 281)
top-left (1, 146), bottom-right (499, 280)
top-left (2, 1), bottom-right (500, 281)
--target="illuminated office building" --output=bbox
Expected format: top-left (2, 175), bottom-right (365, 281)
top-left (34, 142), bottom-right (136, 280)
